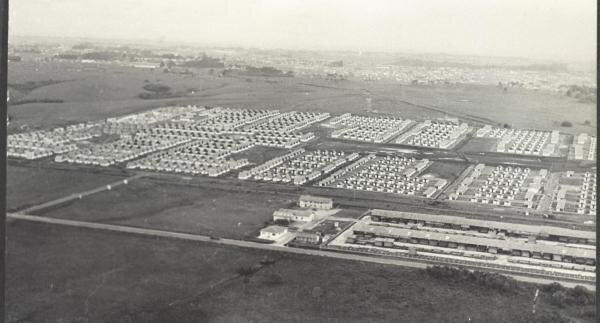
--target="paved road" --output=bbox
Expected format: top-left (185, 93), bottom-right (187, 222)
top-left (7, 213), bottom-right (594, 290)
top-left (18, 174), bottom-right (145, 214)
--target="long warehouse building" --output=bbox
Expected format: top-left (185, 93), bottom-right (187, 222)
top-left (351, 222), bottom-right (595, 265)
top-left (369, 209), bottom-right (595, 245)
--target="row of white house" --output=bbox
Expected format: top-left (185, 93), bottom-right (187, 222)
top-left (326, 114), bottom-right (413, 143)
top-left (8, 122), bottom-right (104, 159)
top-left (240, 149), bottom-right (357, 185)
top-left (56, 134), bottom-right (190, 166)
top-left (450, 164), bottom-right (544, 209)
top-left (395, 119), bottom-right (469, 149)
top-left (246, 111), bottom-right (330, 133)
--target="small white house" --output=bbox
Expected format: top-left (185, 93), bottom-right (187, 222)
top-left (259, 226), bottom-right (288, 240)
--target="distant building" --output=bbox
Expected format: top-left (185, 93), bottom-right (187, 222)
top-left (299, 195), bottom-right (333, 209)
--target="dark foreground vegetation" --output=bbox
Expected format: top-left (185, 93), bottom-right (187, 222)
top-left (425, 265), bottom-right (596, 323)
top-left (6, 221), bottom-right (596, 323)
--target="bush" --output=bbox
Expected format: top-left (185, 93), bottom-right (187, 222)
top-left (542, 282), bottom-right (564, 294)
top-left (542, 283), bottom-right (596, 307)
top-left (273, 219), bottom-right (290, 226)
top-left (560, 121), bottom-right (572, 127)
top-left (550, 290), bottom-right (568, 307)
top-left (425, 266), bottom-right (519, 293)
top-left (143, 84), bottom-right (171, 94)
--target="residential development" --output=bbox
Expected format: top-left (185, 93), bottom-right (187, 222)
top-left (7, 104), bottom-right (596, 288)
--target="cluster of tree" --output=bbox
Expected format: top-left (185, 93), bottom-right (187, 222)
top-left (541, 282), bottom-right (595, 308)
top-left (233, 65), bottom-right (294, 77)
top-left (560, 121), bottom-right (573, 127)
top-left (425, 266), bottom-right (520, 293)
top-left (8, 79), bottom-right (68, 93)
top-left (10, 98), bottom-right (64, 106)
top-left (54, 53), bottom-right (79, 60)
top-left (8, 55), bottom-right (21, 62)
top-left (273, 219), bottom-right (291, 226)
top-left (139, 83), bottom-right (182, 100)
top-left (324, 73), bottom-right (346, 81)
top-left (81, 51), bottom-right (122, 61)
top-left (329, 60), bottom-right (343, 67)
top-left (179, 54), bottom-right (224, 68)
top-left (565, 85), bottom-right (596, 104)
top-left (160, 53), bottom-right (184, 59)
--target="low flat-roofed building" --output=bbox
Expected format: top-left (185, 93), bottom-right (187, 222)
top-left (294, 231), bottom-right (321, 244)
top-left (259, 225), bottom-right (288, 240)
top-left (299, 195), bottom-right (333, 209)
top-left (273, 208), bottom-right (316, 222)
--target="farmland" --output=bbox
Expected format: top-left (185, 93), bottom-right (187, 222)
top-left (6, 221), bottom-right (595, 323)
top-left (8, 61), bottom-right (595, 136)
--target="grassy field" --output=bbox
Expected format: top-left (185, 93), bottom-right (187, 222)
top-left (230, 145), bottom-right (289, 166)
top-left (459, 137), bottom-right (499, 153)
top-left (422, 161), bottom-right (468, 183)
top-left (6, 164), bottom-right (127, 211)
top-left (6, 220), bottom-right (594, 323)
top-left (36, 179), bottom-right (296, 239)
top-left (8, 61), bottom-right (594, 136)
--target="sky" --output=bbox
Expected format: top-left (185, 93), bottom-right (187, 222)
top-left (9, 0), bottom-right (597, 62)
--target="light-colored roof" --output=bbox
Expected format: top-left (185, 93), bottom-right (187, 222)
top-left (299, 195), bottom-right (333, 204)
top-left (274, 208), bottom-right (314, 218)
top-left (369, 209), bottom-right (595, 241)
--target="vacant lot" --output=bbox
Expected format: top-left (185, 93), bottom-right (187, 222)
top-left (7, 164), bottom-right (127, 211)
top-left (422, 161), bottom-right (468, 183)
top-left (6, 221), bottom-right (593, 323)
top-left (37, 179), bottom-right (296, 239)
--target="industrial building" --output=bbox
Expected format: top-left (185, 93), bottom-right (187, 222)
top-left (348, 222), bottom-right (595, 265)
top-left (368, 209), bottom-right (595, 245)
